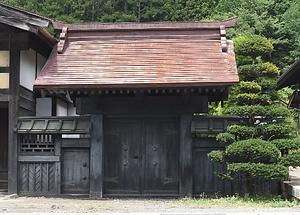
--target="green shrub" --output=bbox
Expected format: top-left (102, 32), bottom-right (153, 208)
top-left (257, 77), bottom-right (277, 90)
top-left (228, 163), bottom-right (288, 180)
top-left (271, 138), bottom-right (300, 151)
top-left (216, 132), bottom-right (236, 144)
top-left (238, 64), bottom-right (258, 81)
top-left (256, 122), bottom-right (294, 140)
top-left (227, 124), bottom-right (256, 139)
top-left (279, 153), bottom-right (300, 167)
top-left (265, 105), bottom-right (291, 118)
top-left (239, 81), bottom-right (262, 93)
top-left (226, 105), bottom-right (265, 117)
top-left (208, 150), bottom-right (225, 163)
top-left (259, 62), bottom-right (280, 78)
top-left (234, 34), bottom-right (274, 63)
top-left (236, 93), bottom-right (259, 105)
top-left (226, 139), bottom-right (280, 161)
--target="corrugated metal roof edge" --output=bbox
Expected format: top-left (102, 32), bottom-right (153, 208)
top-left (52, 17), bottom-right (237, 31)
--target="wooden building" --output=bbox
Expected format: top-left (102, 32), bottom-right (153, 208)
top-left (32, 19), bottom-right (239, 198)
top-left (0, 2), bottom-right (56, 193)
top-left (277, 58), bottom-right (300, 108)
top-left (277, 57), bottom-right (300, 90)
top-left (1, 3), bottom-right (241, 198)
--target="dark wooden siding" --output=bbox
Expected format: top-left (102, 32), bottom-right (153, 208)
top-left (193, 137), bottom-right (229, 196)
top-left (0, 108), bottom-right (8, 191)
top-left (0, 108), bottom-right (8, 171)
top-left (77, 95), bottom-right (208, 115)
top-left (19, 86), bottom-right (36, 116)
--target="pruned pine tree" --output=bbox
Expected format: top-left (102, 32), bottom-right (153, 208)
top-left (208, 34), bottom-right (300, 195)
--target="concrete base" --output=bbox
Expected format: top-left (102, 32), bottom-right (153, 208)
top-left (282, 167), bottom-right (300, 200)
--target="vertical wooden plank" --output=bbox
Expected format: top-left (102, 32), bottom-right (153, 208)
top-left (90, 114), bottom-right (103, 198)
top-left (8, 34), bottom-right (20, 194)
top-left (179, 113), bottom-right (193, 197)
top-left (54, 135), bottom-right (61, 194)
top-left (103, 118), bottom-right (141, 194)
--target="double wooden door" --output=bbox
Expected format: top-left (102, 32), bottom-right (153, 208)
top-left (103, 117), bottom-right (179, 196)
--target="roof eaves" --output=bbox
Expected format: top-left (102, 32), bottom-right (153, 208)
top-left (0, 2), bottom-right (51, 33)
top-left (277, 57), bottom-right (300, 89)
top-left (0, 2), bottom-right (52, 22)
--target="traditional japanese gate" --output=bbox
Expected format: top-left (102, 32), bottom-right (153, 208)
top-left (103, 117), bottom-right (179, 196)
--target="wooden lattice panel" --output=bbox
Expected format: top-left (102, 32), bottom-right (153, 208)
top-left (20, 134), bottom-right (54, 153)
top-left (20, 162), bottom-right (55, 193)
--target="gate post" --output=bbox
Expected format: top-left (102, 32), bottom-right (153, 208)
top-left (90, 114), bottom-right (103, 198)
top-left (179, 113), bottom-right (193, 197)
top-left (8, 34), bottom-right (20, 194)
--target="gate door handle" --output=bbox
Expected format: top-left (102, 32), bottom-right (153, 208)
top-left (133, 155), bottom-right (139, 159)
top-left (83, 176), bottom-right (87, 180)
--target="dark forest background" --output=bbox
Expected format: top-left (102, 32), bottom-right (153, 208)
top-left (3, 0), bottom-right (300, 75)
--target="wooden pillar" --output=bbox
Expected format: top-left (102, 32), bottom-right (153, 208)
top-left (54, 135), bottom-right (61, 194)
top-left (179, 113), bottom-right (193, 197)
top-left (8, 34), bottom-right (20, 194)
top-left (90, 114), bottom-right (103, 198)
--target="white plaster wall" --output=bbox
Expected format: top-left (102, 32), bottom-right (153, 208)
top-left (67, 104), bottom-right (77, 116)
top-left (63, 102), bottom-right (80, 138)
top-left (0, 51), bottom-right (9, 67)
top-left (37, 53), bottom-right (47, 76)
top-left (36, 98), bottom-right (52, 116)
top-left (0, 51), bottom-right (9, 89)
top-left (56, 98), bottom-right (68, 116)
top-left (20, 49), bottom-right (36, 90)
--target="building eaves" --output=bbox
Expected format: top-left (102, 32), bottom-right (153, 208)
top-left (277, 57), bottom-right (300, 89)
top-left (0, 2), bottom-right (56, 46)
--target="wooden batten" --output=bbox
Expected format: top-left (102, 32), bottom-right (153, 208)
top-left (57, 27), bottom-right (68, 54)
top-left (220, 25), bottom-right (228, 52)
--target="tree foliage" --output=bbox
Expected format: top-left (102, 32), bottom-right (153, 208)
top-left (3, 0), bottom-right (300, 72)
top-left (208, 34), bottom-right (300, 195)
top-left (234, 34), bottom-right (274, 64)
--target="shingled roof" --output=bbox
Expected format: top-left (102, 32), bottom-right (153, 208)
top-left (34, 18), bottom-right (239, 92)
top-left (0, 2), bottom-right (56, 47)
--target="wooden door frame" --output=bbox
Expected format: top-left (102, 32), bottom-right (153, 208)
top-left (89, 113), bottom-right (194, 198)
top-left (103, 116), bottom-right (181, 196)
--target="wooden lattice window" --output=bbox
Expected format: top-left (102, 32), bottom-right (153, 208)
top-left (20, 134), bottom-right (54, 154)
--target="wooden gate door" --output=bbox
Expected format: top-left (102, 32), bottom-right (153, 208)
top-left (143, 118), bottom-right (179, 195)
top-left (61, 148), bottom-right (90, 194)
top-left (104, 119), bottom-right (142, 194)
top-left (103, 117), bottom-right (179, 196)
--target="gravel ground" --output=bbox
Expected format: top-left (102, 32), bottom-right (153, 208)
top-left (0, 196), bottom-right (300, 214)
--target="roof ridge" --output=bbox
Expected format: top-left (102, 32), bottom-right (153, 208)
top-left (52, 18), bottom-right (237, 31)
